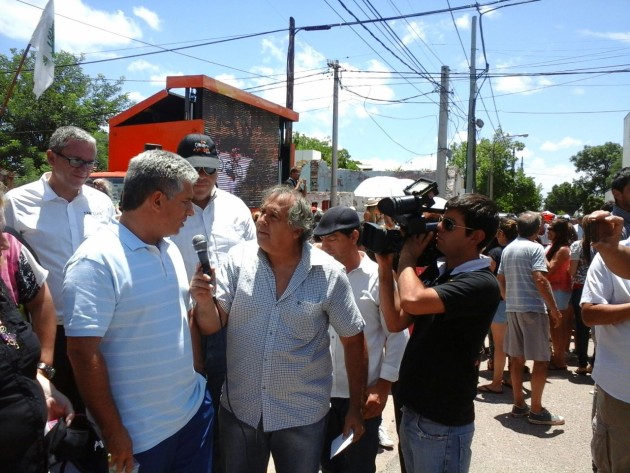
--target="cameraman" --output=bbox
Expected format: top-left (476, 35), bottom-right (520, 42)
top-left (376, 193), bottom-right (500, 473)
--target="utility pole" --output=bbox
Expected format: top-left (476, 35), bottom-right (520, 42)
top-left (436, 65), bottom-right (450, 196)
top-left (465, 16), bottom-right (477, 194)
top-left (329, 59), bottom-right (340, 207)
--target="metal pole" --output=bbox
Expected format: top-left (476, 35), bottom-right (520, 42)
top-left (465, 16), bottom-right (477, 193)
top-left (436, 65), bottom-right (450, 196)
top-left (0, 44), bottom-right (31, 122)
top-left (329, 59), bottom-right (339, 207)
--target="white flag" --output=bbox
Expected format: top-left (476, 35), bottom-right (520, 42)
top-left (30, 0), bottom-right (55, 99)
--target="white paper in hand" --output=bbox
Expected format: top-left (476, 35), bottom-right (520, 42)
top-left (330, 430), bottom-right (354, 459)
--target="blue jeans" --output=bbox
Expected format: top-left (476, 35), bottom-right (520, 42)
top-left (135, 388), bottom-right (214, 473)
top-left (219, 406), bottom-right (326, 473)
top-left (320, 398), bottom-right (381, 473)
top-left (399, 406), bottom-right (474, 473)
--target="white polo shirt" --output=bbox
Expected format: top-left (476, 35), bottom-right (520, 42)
top-left (5, 173), bottom-right (115, 323)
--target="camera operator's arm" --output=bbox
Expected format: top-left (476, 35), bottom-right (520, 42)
top-left (375, 253), bottom-right (410, 332)
top-left (589, 211), bottom-right (630, 279)
top-left (397, 233), bottom-right (446, 316)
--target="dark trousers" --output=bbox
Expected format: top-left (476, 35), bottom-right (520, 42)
top-left (571, 287), bottom-right (591, 368)
top-left (321, 398), bottom-right (381, 473)
top-left (54, 325), bottom-right (85, 413)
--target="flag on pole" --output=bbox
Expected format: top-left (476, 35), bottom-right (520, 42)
top-left (30, 0), bottom-right (55, 99)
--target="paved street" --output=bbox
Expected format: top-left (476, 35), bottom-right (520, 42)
top-left (374, 355), bottom-right (596, 473)
top-left (269, 352), bottom-right (596, 473)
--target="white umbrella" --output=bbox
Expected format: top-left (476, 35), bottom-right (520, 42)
top-left (353, 176), bottom-right (415, 198)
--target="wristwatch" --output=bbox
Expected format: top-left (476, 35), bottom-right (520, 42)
top-left (37, 362), bottom-right (56, 380)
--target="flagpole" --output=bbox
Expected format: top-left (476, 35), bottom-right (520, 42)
top-left (0, 45), bottom-right (31, 122)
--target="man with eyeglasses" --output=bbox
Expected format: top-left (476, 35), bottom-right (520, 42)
top-left (375, 193), bottom-right (501, 473)
top-left (4, 125), bottom-right (116, 411)
top-left (170, 133), bottom-right (255, 473)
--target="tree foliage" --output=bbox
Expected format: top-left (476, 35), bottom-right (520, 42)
top-left (0, 49), bottom-right (132, 185)
top-left (293, 132), bottom-right (361, 170)
top-left (544, 142), bottom-right (621, 214)
top-left (448, 130), bottom-right (542, 213)
top-left (570, 142), bottom-right (622, 197)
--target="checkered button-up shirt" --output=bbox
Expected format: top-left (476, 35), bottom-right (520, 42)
top-left (216, 240), bottom-right (365, 431)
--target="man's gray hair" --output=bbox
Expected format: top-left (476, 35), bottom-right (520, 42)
top-left (262, 185), bottom-right (313, 243)
top-left (120, 150), bottom-right (198, 212)
top-left (516, 211), bottom-right (542, 238)
top-left (49, 126), bottom-right (96, 153)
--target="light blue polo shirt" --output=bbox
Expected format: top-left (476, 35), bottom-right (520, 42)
top-left (63, 222), bottom-right (206, 453)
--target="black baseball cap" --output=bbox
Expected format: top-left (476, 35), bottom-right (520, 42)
top-left (314, 206), bottom-right (360, 237)
top-left (177, 134), bottom-right (221, 170)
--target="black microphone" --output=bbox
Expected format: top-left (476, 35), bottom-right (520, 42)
top-left (192, 234), bottom-right (212, 277)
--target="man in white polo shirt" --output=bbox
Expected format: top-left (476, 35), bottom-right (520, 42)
top-left (63, 150), bottom-right (212, 473)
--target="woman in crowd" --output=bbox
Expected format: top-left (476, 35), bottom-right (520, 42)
top-left (0, 187), bottom-right (74, 472)
top-left (569, 216), bottom-right (595, 375)
top-left (478, 217), bottom-right (518, 393)
top-left (545, 218), bottom-right (573, 370)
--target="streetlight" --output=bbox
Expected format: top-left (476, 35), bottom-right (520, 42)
top-left (489, 133), bottom-right (528, 200)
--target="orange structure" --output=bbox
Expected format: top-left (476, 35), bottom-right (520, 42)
top-left (108, 75), bottom-right (298, 207)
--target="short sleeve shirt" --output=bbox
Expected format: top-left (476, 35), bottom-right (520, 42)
top-left (498, 237), bottom-right (548, 313)
top-left (215, 241), bottom-right (365, 431)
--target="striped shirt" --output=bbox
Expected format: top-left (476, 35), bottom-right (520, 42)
top-left (216, 240), bottom-right (365, 431)
top-left (63, 222), bottom-right (206, 453)
top-left (498, 237), bottom-right (548, 313)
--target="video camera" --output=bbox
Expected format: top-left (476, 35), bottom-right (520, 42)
top-left (361, 177), bottom-right (443, 256)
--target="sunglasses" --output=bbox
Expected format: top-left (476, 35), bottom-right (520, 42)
top-left (439, 216), bottom-right (474, 232)
top-left (194, 167), bottom-right (217, 175)
top-left (55, 151), bottom-right (98, 170)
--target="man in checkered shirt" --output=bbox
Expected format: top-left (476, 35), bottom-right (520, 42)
top-left (192, 185), bottom-right (367, 473)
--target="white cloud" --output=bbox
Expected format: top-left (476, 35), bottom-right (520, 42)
top-left (0, 0), bottom-right (143, 54)
top-left (133, 6), bottom-right (161, 31)
top-left (455, 14), bottom-right (470, 30)
top-left (525, 157), bottom-right (579, 196)
top-left (215, 74), bottom-right (246, 90)
top-left (261, 37), bottom-right (285, 62)
top-left (540, 137), bottom-right (583, 152)
top-left (401, 21), bottom-right (428, 45)
top-left (572, 87), bottom-right (586, 95)
top-left (128, 59), bottom-right (159, 73)
top-left (149, 70), bottom-right (184, 85)
top-left (582, 30), bottom-right (630, 43)
top-left (127, 91), bottom-right (146, 103)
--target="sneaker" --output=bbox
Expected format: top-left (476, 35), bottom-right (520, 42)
top-left (511, 404), bottom-right (530, 417)
top-left (378, 425), bottom-right (395, 449)
top-left (528, 408), bottom-right (565, 425)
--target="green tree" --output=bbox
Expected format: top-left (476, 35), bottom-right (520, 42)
top-left (448, 130), bottom-right (541, 213)
top-left (293, 132), bottom-right (361, 170)
top-left (570, 142), bottom-right (622, 198)
top-left (0, 49), bottom-right (132, 185)
top-left (544, 182), bottom-right (583, 215)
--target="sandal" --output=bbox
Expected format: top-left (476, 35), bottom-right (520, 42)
top-left (477, 384), bottom-right (503, 394)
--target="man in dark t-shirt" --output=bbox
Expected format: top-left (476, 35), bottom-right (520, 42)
top-left (376, 193), bottom-right (500, 473)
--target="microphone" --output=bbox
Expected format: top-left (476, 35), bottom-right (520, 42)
top-left (192, 234), bottom-right (212, 277)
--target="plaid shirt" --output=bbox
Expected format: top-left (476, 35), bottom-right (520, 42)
top-left (216, 240), bottom-right (365, 431)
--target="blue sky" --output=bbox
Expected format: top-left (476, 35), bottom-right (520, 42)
top-left (1, 0), bottom-right (629, 197)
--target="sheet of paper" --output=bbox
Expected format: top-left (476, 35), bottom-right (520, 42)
top-left (330, 431), bottom-right (354, 459)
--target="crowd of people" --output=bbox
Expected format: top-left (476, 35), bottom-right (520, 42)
top-left (1, 125), bottom-right (628, 473)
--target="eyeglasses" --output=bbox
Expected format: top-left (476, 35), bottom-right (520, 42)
top-left (55, 151), bottom-right (98, 170)
top-left (439, 216), bottom-right (475, 232)
top-left (194, 167), bottom-right (217, 175)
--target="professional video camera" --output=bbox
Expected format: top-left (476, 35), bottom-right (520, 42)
top-left (361, 177), bottom-right (443, 256)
